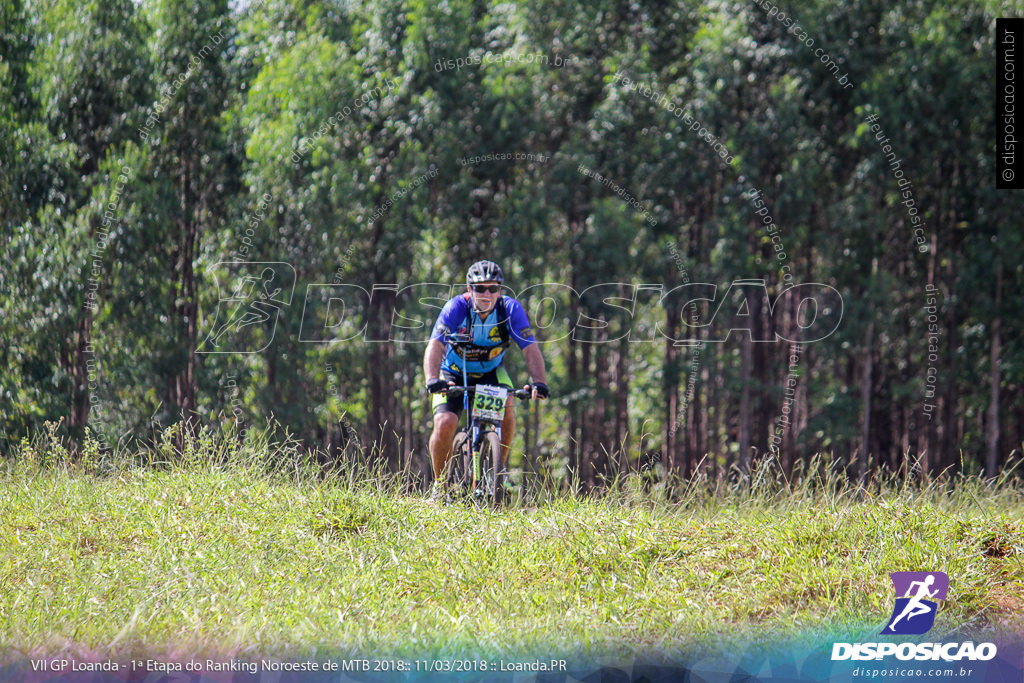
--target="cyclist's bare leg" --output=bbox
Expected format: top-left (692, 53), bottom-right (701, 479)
top-left (500, 400), bottom-right (515, 468)
top-left (429, 411), bottom-right (459, 480)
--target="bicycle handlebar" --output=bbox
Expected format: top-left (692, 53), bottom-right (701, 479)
top-left (447, 333), bottom-right (473, 347)
top-left (430, 385), bottom-right (534, 400)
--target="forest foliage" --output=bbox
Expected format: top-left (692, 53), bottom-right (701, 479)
top-left (2, 0), bottom-right (1022, 489)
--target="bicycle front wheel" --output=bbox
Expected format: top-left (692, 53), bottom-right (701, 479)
top-left (448, 430), bottom-right (470, 492)
top-left (480, 431), bottom-right (504, 507)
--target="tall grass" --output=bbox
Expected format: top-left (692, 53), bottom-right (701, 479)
top-left (0, 423), bottom-right (1021, 662)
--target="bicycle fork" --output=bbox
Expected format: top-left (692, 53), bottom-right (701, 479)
top-left (471, 425), bottom-right (482, 491)
top-left (472, 450), bottom-right (481, 492)
top-left (470, 425), bottom-right (501, 496)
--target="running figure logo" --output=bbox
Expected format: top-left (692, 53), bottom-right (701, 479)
top-left (198, 262), bottom-right (295, 354)
top-left (881, 572), bottom-right (949, 635)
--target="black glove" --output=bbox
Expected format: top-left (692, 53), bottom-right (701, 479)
top-left (426, 378), bottom-right (450, 394)
top-left (530, 382), bottom-right (550, 399)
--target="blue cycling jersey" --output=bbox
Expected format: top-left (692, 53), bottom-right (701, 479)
top-left (429, 294), bottom-right (536, 376)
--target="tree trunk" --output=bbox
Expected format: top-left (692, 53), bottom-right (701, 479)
top-left (859, 320), bottom-right (874, 481)
top-left (567, 231), bottom-right (582, 491)
top-left (592, 331), bottom-right (607, 489)
top-left (171, 149), bottom-right (200, 438)
top-left (694, 341), bottom-right (707, 477)
top-left (738, 335), bottom-right (752, 473)
top-left (752, 284), bottom-right (769, 466)
top-left (663, 303), bottom-right (680, 480)
top-left (67, 312), bottom-right (93, 451)
top-left (986, 261), bottom-right (1002, 475)
top-left (615, 330), bottom-right (629, 481)
top-left (367, 284), bottom-right (399, 470)
top-left (939, 290), bottom-right (959, 476)
top-left (710, 347), bottom-right (722, 482)
top-left (580, 327), bottom-right (594, 492)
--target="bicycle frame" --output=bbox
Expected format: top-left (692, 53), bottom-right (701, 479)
top-left (441, 333), bottom-right (530, 504)
top-left (446, 384), bottom-right (530, 504)
top-left (465, 388), bottom-right (502, 485)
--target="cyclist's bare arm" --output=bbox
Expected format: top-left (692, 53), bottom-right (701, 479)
top-left (523, 344), bottom-right (547, 386)
top-left (424, 338), bottom-right (446, 382)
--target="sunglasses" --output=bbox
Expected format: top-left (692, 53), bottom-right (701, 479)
top-left (471, 284), bottom-right (500, 294)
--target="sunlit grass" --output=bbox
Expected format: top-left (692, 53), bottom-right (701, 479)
top-left (0, 425), bottom-right (1021, 661)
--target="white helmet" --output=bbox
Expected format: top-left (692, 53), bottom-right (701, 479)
top-left (466, 260), bottom-right (504, 284)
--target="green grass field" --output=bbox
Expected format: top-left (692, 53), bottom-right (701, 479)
top-left (1, 427), bottom-right (1021, 662)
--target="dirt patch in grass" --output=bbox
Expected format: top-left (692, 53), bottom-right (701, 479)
top-left (980, 524), bottom-right (1023, 558)
top-left (986, 587), bottom-right (1024, 631)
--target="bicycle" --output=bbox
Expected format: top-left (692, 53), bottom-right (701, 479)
top-left (431, 334), bottom-right (534, 508)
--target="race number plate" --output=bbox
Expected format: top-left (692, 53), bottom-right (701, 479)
top-left (472, 385), bottom-right (508, 422)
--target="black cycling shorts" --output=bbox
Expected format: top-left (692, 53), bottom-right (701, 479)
top-left (431, 366), bottom-right (514, 416)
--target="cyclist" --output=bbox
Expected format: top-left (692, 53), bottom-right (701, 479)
top-left (424, 260), bottom-right (549, 500)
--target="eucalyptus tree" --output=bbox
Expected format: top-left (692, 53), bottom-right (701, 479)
top-left (238, 0), bottom-right (461, 469)
top-left (2, 0), bottom-right (149, 450)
